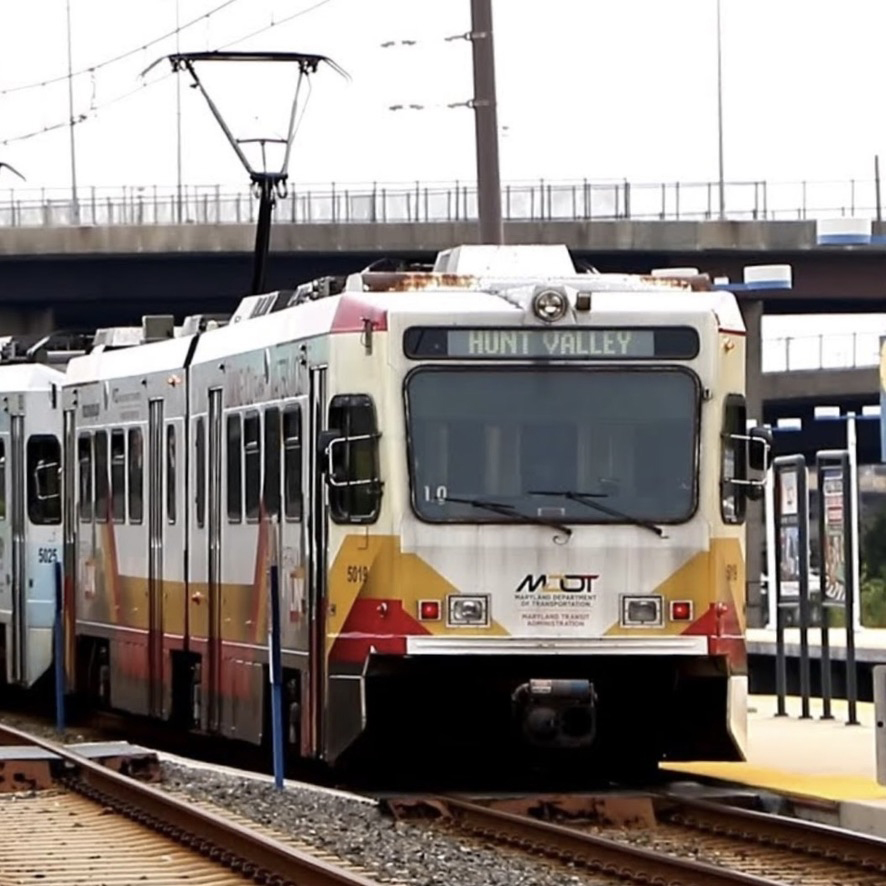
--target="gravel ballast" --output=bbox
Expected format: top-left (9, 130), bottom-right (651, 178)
top-left (158, 760), bottom-right (608, 885)
top-left (0, 711), bottom-right (612, 884)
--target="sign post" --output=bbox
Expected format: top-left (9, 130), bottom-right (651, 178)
top-left (773, 455), bottom-right (811, 718)
top-left (816, 450), bottom-right (859, 726)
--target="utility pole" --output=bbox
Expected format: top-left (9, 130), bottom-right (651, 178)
top-left (175, 0), bottom-right (183, 224)
top-left (65, 0), bottom-right (80, 224)
top-left (469, 0), bottom-right (503, 244)
top-left (716, 0), bottom-right (725, 219)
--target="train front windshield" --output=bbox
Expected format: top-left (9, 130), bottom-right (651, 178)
top-left (405, 368), bottom-right (699, 524)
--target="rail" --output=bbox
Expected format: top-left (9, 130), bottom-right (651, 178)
top-left (386, 792), bottom-right (886, 885)
top-left (762, 332), bottom-right (883, 373)
top-left (2, 176), bottom-right (886, 227)
top-left (0, 722), bottom-right (378, 886)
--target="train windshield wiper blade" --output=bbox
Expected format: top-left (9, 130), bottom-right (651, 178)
top-left (528, 489), bottom-right (665, 538)
top-left (438, 494), bottom-right (572, 537)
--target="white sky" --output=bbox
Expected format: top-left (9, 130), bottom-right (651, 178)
top-left (3, 0), bottom-right (886, 339)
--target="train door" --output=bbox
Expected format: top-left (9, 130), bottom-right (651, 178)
top-left (147, 399), bottom-right (164, 718)
top-left (9, 415), bottom-right (24, 684)
top-left (305, 367), bottom-right (328, 757)
top-left (0, 427), bottom-right (9, 684)
top-left (206, 388), bottom-right (223, 733)
top-left (276, 396), bottom-right (308, 750)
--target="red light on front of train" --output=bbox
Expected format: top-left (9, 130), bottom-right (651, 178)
top-left (670, 600), bottom-right (693, 621)
top-left (418, 600), bottom-right (441, 621)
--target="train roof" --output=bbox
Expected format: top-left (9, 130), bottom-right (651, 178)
top-left (0, 361), bottom-right (66, 392)
top-left (61, 244), bottom-right (750, 382)
top-left (190, 244), bottom-right (744, 363)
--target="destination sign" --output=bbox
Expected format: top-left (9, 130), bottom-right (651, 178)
top-left (403, 326), bottom-right (699, 360)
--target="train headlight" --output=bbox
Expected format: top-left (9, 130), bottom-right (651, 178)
top-left (531, 288), bottom-right (568, 322)
top-left (447, 594), bottom-right (489, 627)
top-left (620, 595), bottom-right (663, 627)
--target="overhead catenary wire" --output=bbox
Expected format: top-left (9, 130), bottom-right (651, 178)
top-left (0, 0), bottom-right (335, 148)
top-left (0, 0), bottom-right (244, 98)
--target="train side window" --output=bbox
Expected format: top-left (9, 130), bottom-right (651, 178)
top-left (128, 427), bottom-right (144, 524)
top-left (95, 431), bottom-right (109, 522)
top-left (327, 394), bottom-right (382, 524)
top-left (27, 434), bottom-right (62, 526)
top-left (283, 406), bottom-right (302, 521)
top-left (167, 424), bottom-right (176, 524)
top-left (0, 439), bottom-right (6, 521)
top-left (78, 434), bottom-right (93, 521)
top-left (721, 394), bottom-right (747, 525)
top-left (226, 414), bottom-right (242, 523)
top-left (263, 407), bottom-right (281, 519)
top-left (110, 429), bottom-right (126, 524)
top-left (244, 411), bottom-right (261, 522)
top-left (196, 418), bottom-right (206, 529)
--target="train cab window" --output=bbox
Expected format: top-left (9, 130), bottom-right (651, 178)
top-left (95, 431), bottom-right (109, 522)
top-left (167, 424), bottom-right (176, 524)
top-left (196, 418), bottom-right (206, 529)
top-left (27, 435), bottom-right (62, 525)
top-left (283, 406), bottom-right (302, 521)
top-left (226, 414), bottom-right (242, 523)
top-left (128, 428), bottom-right (143, 524)
top-left (0, 439), bottom-right (6, 521)
top-left (721, 394), bottom-right (747, 524)
top-left (263, 407), bottom-right (281, 519)
top-left (78, 434), bottom-right (92, 521)
top-left (327, 394), bottom-right (381, 524)
top-left (244, 411), bottom-right (261, 522)
top-left (110, 429), bottom-right (126, 524)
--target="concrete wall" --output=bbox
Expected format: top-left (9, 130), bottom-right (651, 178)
top-left (0, 218), bottom-right (864, 256)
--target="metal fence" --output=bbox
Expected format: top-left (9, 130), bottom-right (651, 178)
top-left (762, 332), bottom-right (883, 373)
top-left (1, 177), bottom-right (885, 227)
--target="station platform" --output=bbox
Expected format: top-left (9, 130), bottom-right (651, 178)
top-left (748, 626), bottom-right (886, 663)
top-left (663, 694), bottom-right (886, 835)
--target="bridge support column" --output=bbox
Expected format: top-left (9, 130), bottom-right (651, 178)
top-left (742, 298), bottom-right (765, 628)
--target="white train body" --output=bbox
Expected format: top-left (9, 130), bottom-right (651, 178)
top-left (61, 245), bottom-right (767, 772)
top-left (0, 361), bottom-right (66, 687)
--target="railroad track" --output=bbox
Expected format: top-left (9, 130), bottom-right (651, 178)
top-left (0, 723), bottom-right (379, 886)
top-left (384, 792), bottom-right (886, 885)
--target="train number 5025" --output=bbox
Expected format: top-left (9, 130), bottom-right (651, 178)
top-left (38, 548), bottom-right (58, 564)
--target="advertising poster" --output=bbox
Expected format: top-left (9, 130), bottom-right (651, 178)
top-left (779, 470), bottom-right (798, 517)
top-left (778, 524), bottom-right (800, 598)
top-left (821, 467), bottom-right (847, 603)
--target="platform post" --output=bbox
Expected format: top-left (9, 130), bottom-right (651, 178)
top-left (796, 463), bottom-right (812, 719)
top-left (267, 521), bottom-right (285, 790)
top-left (845, 449), bottom-right (860, 726)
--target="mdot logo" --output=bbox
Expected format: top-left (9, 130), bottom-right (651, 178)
top-left (516, 573), bottom-right (599, 594)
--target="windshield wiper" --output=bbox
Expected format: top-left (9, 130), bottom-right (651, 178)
top-left (528, 489), bottom-right (665, 538)
top-left (437, 494), bottom-right (572, 537)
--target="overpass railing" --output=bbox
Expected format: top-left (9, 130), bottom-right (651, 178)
top-left (763, 332), bottom-right (883, 373)
top-left (1, 177), bottom-right (885, 227)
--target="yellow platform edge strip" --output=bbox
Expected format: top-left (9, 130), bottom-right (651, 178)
top-left (662, 761), bottom-right (886, 803)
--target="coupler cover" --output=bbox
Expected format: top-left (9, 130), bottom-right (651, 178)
top-left (512, 678), bottom-right (597, 748)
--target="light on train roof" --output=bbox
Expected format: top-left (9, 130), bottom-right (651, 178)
top-left (531, 287), bottom-right (569, 322)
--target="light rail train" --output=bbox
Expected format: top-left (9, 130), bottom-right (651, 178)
top-left (2, 244), bottom-right (771, 774)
